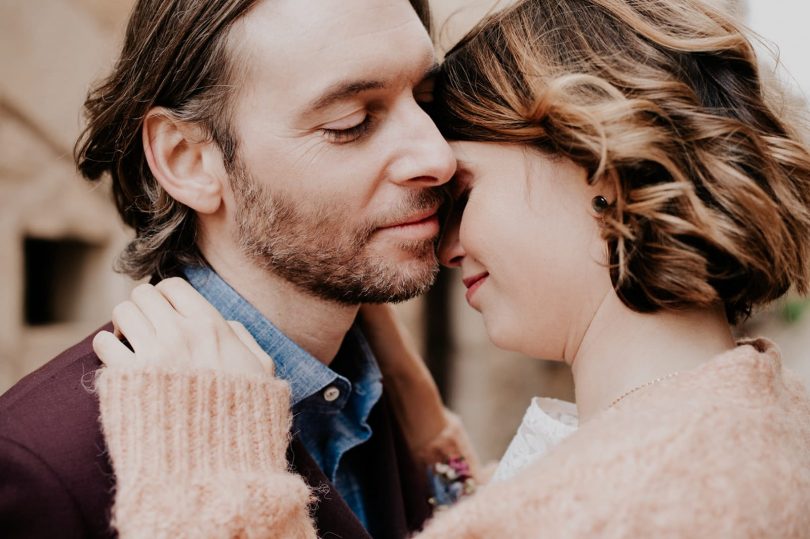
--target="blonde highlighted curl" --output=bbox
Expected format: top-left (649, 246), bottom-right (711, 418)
top-left (433, 0), bottom-right (810, 323)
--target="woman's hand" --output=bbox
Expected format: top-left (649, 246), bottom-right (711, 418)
top-left (93, 277), bottom-right (273, 375)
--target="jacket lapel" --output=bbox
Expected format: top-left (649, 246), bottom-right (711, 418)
top-left (286, 392), bottom-right (432, 539)
top-left (352, 394), bottom-right (432, 539)
top-left (287, 438), bottom-right (372, 539)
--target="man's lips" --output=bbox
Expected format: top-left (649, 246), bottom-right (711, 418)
top-left (376, 207), bottom-right (441, 241)
top-left (380, 207), bottom-right (440, 229)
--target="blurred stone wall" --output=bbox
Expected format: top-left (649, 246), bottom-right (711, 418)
top-left (0, 0), bottom-right (135, 393)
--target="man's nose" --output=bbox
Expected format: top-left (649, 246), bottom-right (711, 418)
top-left (386, 102), bottom-right (456, 188)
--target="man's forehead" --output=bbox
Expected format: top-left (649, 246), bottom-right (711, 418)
top-left (231, 0), bottom-right (434, 104)
top-left (237, 0), bottom-right (431, 67)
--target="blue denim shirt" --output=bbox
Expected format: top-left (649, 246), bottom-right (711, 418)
top-left (184, 266), bottom-right (383, 529)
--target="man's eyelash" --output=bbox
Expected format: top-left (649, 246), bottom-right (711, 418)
top-left (322, 116), bottom-right (374, 144)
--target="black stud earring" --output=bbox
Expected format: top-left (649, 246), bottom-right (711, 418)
top-left (592, 195), bottom-right (610, 213)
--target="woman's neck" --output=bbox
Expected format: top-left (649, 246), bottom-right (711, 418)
top-left (568, 292), bottom-right (736, 423)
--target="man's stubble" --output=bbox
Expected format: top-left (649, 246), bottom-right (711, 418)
top-left (229, 157), bottom-right (446, 304)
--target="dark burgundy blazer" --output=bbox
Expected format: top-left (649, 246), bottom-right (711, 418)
top-left (0, 326), bottom-right (431, 538)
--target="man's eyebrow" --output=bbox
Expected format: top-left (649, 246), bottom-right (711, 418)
top-left (309, 80), bottom-right (387, 112)
top-left (307, 56), bottom-right (438, 114)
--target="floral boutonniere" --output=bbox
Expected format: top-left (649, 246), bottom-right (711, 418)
top-left (428, 456), bottom-right (477, 510)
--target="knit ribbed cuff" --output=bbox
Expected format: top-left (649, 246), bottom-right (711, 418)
top-left (96, 367), bottom-right (293, 483)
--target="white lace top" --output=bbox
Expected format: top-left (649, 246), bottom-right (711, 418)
top-left (492, 397), bottom-right (579, 482)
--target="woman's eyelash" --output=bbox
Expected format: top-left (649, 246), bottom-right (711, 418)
top-left (322, 116), bottom-right (374, 144)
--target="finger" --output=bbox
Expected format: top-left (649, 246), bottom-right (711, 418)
top-left (111, 301), bottom-right (156, 357)
top-left (228, 321), bottom-right (275, 375)
top-left (93, 331), bottom-right (136, 369)
top-left (154, 277), bottom-right (222, 320)
top-left (130, 283), bottom-right (183, 330)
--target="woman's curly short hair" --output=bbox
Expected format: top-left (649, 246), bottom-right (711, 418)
top-left (433, 0), bottom-right (810, 323)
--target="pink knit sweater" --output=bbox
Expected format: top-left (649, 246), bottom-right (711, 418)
top-left (96, 339), bottom-right (810, 538)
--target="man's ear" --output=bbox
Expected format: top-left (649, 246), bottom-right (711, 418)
top-left (142, 108), bottom-right (226, 215)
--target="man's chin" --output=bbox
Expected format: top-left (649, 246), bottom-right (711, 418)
top-left (334, 254), bottom-right (439, 305)
top-left (251, 237), bottom-right (440, 305)
top-left (372, 235), bottom-right (438, 263)
top-left (371, 240), bottom-right (440, 282)
top-left (377, 257), bottom-right (440, 303)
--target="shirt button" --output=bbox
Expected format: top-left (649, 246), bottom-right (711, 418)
top-left (323, 386), bottom-right (341, 402)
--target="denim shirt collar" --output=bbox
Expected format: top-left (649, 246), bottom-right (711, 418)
top-left (183, 265), bottom-right (381, 406)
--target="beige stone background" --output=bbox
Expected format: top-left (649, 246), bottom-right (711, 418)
top-left (1, 0), bottom-right (809, 462)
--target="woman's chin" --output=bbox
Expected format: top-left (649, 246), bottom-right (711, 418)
top-left (483, 317), bottom-right (527, 354)
top-left (484, 316), bottom-right (561, 360)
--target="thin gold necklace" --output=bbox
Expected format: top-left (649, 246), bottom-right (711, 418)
top-left (609, 371), bottom-right (682, 408)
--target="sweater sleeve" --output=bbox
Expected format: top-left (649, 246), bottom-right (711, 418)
top-left (95, 367), bottom-right (317, 539)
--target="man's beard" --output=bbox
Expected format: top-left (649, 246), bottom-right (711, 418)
top-left (229, 159), bottom-right (446, 304)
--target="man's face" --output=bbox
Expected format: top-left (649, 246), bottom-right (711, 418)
top-left (223, 0), bottom-right (456, 304)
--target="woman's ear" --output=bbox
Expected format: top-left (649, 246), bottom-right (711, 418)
top-left (142, 108), bottom-right (226, 215)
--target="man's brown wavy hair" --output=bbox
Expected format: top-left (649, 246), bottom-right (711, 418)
top-left (74, 0), bottom-right (432, 280)
top-left (433, 0), bottom-right (810, 323)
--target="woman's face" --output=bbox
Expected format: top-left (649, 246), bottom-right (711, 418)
top-left (438, 142), bottom-right (613, 361)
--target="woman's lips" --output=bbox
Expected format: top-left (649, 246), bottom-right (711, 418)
top-left (463, 272), bottom-right (489, 305)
